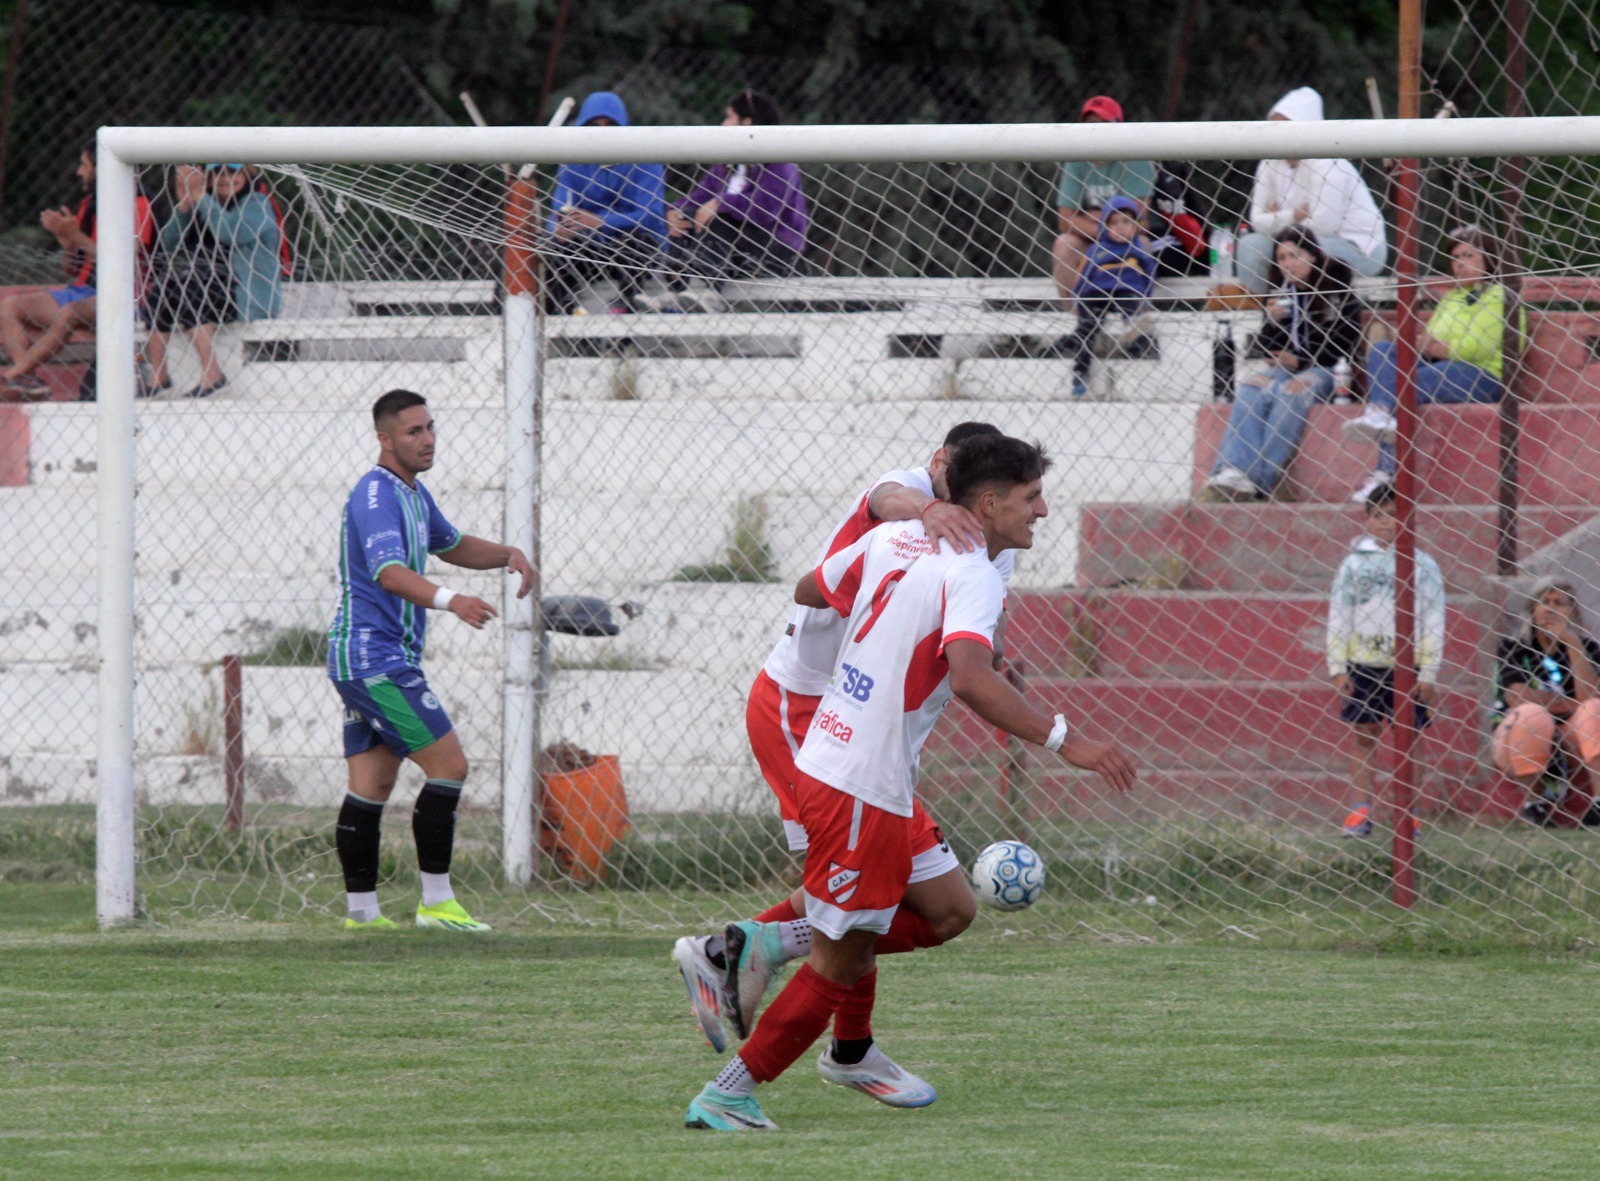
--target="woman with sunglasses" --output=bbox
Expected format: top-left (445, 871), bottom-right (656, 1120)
top-left (1343, 224), bottom-right (1526, 501)
top-left (142, 162), bottom-right (283, 399)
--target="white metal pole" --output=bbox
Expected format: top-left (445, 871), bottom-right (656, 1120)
top-left (94, 139), bottom-right (138, 927)
top-left (500, 288), bottom-right (539, 885)
top-left (101, 116), bottom-right (1600, 169)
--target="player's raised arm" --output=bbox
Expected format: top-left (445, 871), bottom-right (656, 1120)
top-left (436, 534), bottom-right (534, 599)
top-left (869, 480), bottom-right (983, 554)
top-left (946, 638), bottom-right (1136, 793)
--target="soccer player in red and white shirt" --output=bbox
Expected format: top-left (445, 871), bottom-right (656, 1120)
top-left (684, 436), bottom-right (1136, 1131)
top-left (674, 423), bottom-right (1013, 1053)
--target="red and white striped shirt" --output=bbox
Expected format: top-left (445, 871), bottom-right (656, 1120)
top-left (795, 519), bottom-right (1005, 817)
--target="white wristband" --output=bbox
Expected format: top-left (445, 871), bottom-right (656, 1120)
top-left (1044, 713), bottom-right (1068, 753)
top-left (432, 587), bottom-right (458, 611)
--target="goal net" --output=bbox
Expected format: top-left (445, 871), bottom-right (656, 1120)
top-left (9, 107), bottom-right (1600, 947)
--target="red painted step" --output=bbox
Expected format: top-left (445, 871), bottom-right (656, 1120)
top-left (1077, 502), bottom-right (1593, 594)
top-left (1005, 590), bottom-right (1486, 687)
top-left (920, 763), bottom-right (1494, 827)
top-left (0, 405), bottom-right (28, 485)
top-left (1521, 311), bottom-right (1600, 405)
top-left (1193, 403), bottom-right (1600, 508)
top-left (924, 680), bottom-right (1483, 777)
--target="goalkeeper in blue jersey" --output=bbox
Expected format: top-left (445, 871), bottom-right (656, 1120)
top-left (1327, 482), bottom-right (1446, 838)
top-left (326, 389), bottom-right (533, 931)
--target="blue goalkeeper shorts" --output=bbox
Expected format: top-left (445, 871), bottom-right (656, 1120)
top-left (332, 670), bottom-right (454, 758)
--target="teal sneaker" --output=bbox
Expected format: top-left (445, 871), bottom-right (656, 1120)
top-left (721, 920), bottom-right (789, 1040)
top-left (343, 915), bottom-right (398, 932)
top-left (415, 899), bottom-right (491, 932)
top-left (684, 1084), bottom-right (778, 1131)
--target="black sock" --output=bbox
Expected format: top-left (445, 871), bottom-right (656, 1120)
top-left (830, 1037), bottom-right (873, 1066)
top-left (413, 779), bottom-right (464, 875)
top-left (704, 934), bottom-right (726, 970)
top-left (335, 792), bottom-right (385, 892)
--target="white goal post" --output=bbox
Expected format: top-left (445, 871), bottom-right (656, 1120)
top-left (91, 115), bottom-right (1600, 926)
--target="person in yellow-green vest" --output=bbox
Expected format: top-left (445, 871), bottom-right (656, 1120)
top-left (1344, 223), bottom-right (1526, 501)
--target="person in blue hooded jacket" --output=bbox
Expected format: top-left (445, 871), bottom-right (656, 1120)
top-left (1046, 196), bottom-right (1157, 397)
top-left (546, 92), bottom-right (667, 313)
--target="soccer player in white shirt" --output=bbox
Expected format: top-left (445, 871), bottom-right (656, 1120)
top-left (674, 423), bottom-right (1013, 1053)
top-left (684, 435), bottom-right (1136, 1131)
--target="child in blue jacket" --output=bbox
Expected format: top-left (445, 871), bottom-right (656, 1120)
top-left (1047, 195), bottom-right (1157, 397)
top-left (547, 92), bottom-right (666, 313)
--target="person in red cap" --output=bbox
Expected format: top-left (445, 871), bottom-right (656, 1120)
top-left (1051, 95), bottom-right (1156, 315)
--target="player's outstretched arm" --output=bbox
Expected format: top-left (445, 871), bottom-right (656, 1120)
top-left (436, 535), bottom-right (534, 599)
top-left (869, 482), bottom-right (983, 554)
top-left (946, 639), bottom-right (1135, 793)
top-left (376, 564), bottom-right (497, 629)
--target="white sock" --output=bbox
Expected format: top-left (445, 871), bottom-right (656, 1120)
top-left (713, 1055), bottom-right (756, 1096)
top-left (347, 891), bottom-right (380, 923)
top-left (779, 919), bottom-right (811, 959)
top-left (420, 872), bottom-right (454, 907)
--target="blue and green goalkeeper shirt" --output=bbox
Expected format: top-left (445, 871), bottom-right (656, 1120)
top-left (327, 465), bottom-right (461, 681)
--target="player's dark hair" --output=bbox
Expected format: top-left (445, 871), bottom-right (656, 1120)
top-left (946, 436), bottom-right (1052, 506)
top-left (373, 388), bottom-right (427, 430)
top-left (1364, 482), bottom-right (1397, 514)
top-left (942, 421), bottom-right (1001, 450)
top-left (728, 89), bottom-right (782, 125)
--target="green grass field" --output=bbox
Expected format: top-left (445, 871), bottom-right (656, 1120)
top-left (6, 882), bottom-right (1600, 1179)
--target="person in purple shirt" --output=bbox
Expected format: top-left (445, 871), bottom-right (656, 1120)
top-left (667, 90), bottom-right (808, 291)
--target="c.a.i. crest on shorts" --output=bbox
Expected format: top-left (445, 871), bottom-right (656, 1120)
top-left (826, 862), bottom-right (860, 903)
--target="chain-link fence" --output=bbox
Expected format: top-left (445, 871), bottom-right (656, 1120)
top-left (6, 1), bottom-right (1600, 950)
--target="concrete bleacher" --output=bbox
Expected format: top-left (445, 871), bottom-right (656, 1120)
top-left (0, 278), bottom-right (1203, 808)
top-left (4, 273), bottom-right (1599, 824)
top-left (1045, 294), bottom-right (1600, 828)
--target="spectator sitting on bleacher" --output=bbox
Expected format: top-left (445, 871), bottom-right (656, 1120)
top-left (1343, 223), bottom-right (1525, 501)
top-left (1231, 87), bottom-right (1387, 297)
top-left (1205, 226), bottom-right (1362, 500)
top-left (1044, 197), bottom-right (1157, 398)
top-left (546, 92), bottom-right (666, 315)
top-left (1490, 578), bottom-right (1600, 827)
top-left (1051, 96), bottom-right (1155, 316)
top-left (141, 164), bottom-right (285, 399)
top-left (0, 147), bottom-right (153, 402)
top-left (664, 89), bottom-right (808, 307)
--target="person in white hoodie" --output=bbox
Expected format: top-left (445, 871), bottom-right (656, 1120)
top-left (1326, 482), bottom-right (1445, 837)
top-left (1236, 87), bottom-right (1388, 295)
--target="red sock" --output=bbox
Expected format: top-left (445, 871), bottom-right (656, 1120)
top-left (753, 897), bottom-right (800, 924)
top-left (739, 963), bottom-right (849, 1083)
top-left (832, 968), bottom-right (876, 1042)
top-left (874, 907), bottom-right (941, 955)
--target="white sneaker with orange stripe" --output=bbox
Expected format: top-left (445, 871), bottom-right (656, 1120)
top-left (672, 935), bottom-right (729, 1053)
top-left (817, 1044), bottom-right (937, 1108)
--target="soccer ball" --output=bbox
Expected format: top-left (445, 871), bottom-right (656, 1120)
top-left (970, 840), bottom-right (1045, 911)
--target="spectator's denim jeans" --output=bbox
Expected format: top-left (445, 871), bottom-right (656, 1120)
top-left (1236, 231), bottom-right (1387, 294)
top-left (1366, 340), bottom-right (1501, 474)
top-left (1213, 363), bottom-right (1333, 493)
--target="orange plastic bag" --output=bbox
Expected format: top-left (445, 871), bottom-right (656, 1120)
top-left (539, 752), bottom-right (630, 884)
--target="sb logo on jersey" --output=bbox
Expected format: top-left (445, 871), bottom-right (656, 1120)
top-left (839, 662), bottom-right (874, 702)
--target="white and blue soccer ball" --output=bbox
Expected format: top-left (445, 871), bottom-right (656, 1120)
top-left (970, 840), bottom-right (1045, 911)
